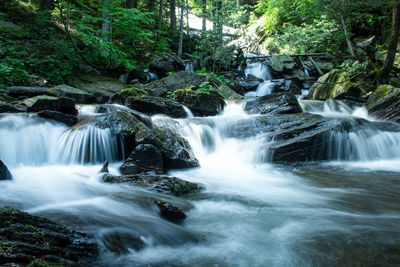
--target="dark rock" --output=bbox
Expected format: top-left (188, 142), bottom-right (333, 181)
top-left (143, 71), bottom-right (208, 97)
top-left (0, 208), bottom-right (98, 266)
top-left (47, 85), bottom-right (97, 104)
top-left (37, 110), bottom-right (78, 126)
top-left (120, 144), bottom-right (163, 175)
top-left (154, 200), bottom-right (187, 222)
top-left (173, 89), bottom-right (225, 117)
top-left (95, 104), bottom-right (153, 129)
top-left (218, 84), bottom-right (244, 100)
top-left (0, 101), bottom-right (25, 113)
top-left (7, 86), bottom-right (50, 98)
top-left (125, 95), bottom-right (187, 118)
top-left (101, 229), bottom-right (145, 254)
top-left (149, 53), bottom-right (185, 79)
top-left (0, 159), bottom-right (12, 180)
top-left (23, 96), bottom-right (78, 115)
top-left (244, 92), bottom-right (302, 115)
top-left (241, 74), bottom-right (263, 92)
top-left (99, 161), bottom-right (109, 173)
top-left (367, 85), bottom-right (400, 123)
top-left (110, 87), bottom-right (149, 104)
top-left (102, 174), bottom-right (201, 196)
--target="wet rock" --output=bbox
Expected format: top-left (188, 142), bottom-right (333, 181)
top-left (241, 74), bottom-right (263, 92)
top-left (0, 208), bottom-right (98, 266)
top-left (0, 101), bottom-right (25, 113)
top-left (143, 71), bottom-right (207, 97)
top-left (111, 87), bottom-right (148, 104)
top-left (266, 55), bottom-right (296, 72)
top-left (244, 92), bottom-right (302, 115)
top-left (218, 84), bottom-right (244, 100)
top-left (272, 79), bottom-right (301, 95)
top-left (367, 85), bottom-right (400, 123)
top-left (102, 229), bottom-right (145, 254)
top-left (154, 200), bottom-right (187, 222)
top-left (149, 53), bottom-right (185, 78)
top-left (173, 89), bottom-right (225, 117)
top-left (99, 161), bottom-right (109, 173)
top-left (120, 144), bottom-right (163, 175)
top-left (23, 96), bottom-right (78, 115)
top-left (7, 86), bottom-right (50, 98)
top-left (37, 110), bottom-right (78, 126)
top-left (102, 174), bottom-right (201, 196)
top-left (47, 85), bottom-right (97, 104)
top-left (125, 95), bottom-right (187, 118)
top-left (0, 159), bottom-right (12, 180)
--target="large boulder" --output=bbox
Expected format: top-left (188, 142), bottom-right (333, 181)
top-left (266, 55), bottom-right (296, 73)
top-left (308, 69), bottom-right (364, 100)
top-left (0, 208), bottom-right (98, 266)
top-left (173, 89), bottom-right (225, 116)
top-left (37, 110), bottom-right (78, 126)
top-left (143, 71), bottom-right (207, 97)
top-left (0, 159), bottom-right (12, 180)
top-left (149, 53), bottom-right (185, 78)
top-left (47, 85), bottom-right (97, 104)
top-left (23, 95), bottom-right (77, 115)
top-left (218, 84), bottom-right (244, 100)
top-left (119, 144), bottom-right (163, 175)
top-left (244, 92), bottom-right (302, 115)
top-left (367, 85), bottom-right (400, 123)
top-left (125, 95), bottom-right (187, 118)
top-left (7, 86), bottom-right (50, 98)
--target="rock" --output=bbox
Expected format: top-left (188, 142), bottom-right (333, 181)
top-left (266, 55), bottom-right (297, 72)
top-left (111, 87), bottom-right (148, 104)
top-left (71, 74), bottom-right (129, 103)
top-left (244, 92), bottom-right (302, 115)
top-left (143, 71), bottom-right (207, 97)
top-left (37, 110), bottom-right (78, 126)
top-left (102, 229), bottom-right (145, 254)
top-left (125, 95), bottom-right (187, 118)
top-left (120, 144), bottom-right (163, 175)
top-left (367, 85), bottom-right (400, 123)
top-left (154, 200), bottom-right (187, 222)
top-left (283, 79), bottom-right (301, 95)
top-left (0, 101), bottom-right (25, 113)
top-left (218, 84), bottom-right (244, 100)
top-left (241, 74), bottom-right (263, 92)
top-left (356, 36), bottom-right (376, 49)
top-left (102, 174), bottom-right (201, 196)
top-left (0, 159), bottom-right (12, 180)
top-left (0, 208), bottom-right (98, 266)
top-left (23, 96), bottom-right (78, 115)
top-left (308, 69), bottom-right (364, 100)
top-left (173, 89), bottom-right (225, 117)
top-left (99, 161), bottom-right (109, 173)
top-left (47, 85), bottom-right (97, 104)
top-left (149, 53), bottom-right (185, 78)
top-left (7, 86), bottom-right (50, 98)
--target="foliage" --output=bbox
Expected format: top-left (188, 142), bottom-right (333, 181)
top-left (339, 60), bottom-right (370, 77)
top-left (0, 57), bottom-right (37, 87)
top-left (196, 82), bottom-right (213, 93)
top-left (166, 91), bottom-right (175, 100)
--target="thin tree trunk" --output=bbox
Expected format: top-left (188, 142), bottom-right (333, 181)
top-left (186, 0), bottom-right (189, 35)
top-left (170, 0), bottom-right (177, 30)
top-left (126, 0), bottom-right (138, 8)
top-left (339, 9), bottom-right (355, 58)
top-left (158, 0), bottom-right (164, 30)
top-left (202, 0), bottom-right (207, 31)
top-left (381, 1), bottom-right (400, 83)
top-left (178, 0), bottom-right (184, 57)
top-left (102, 0), bottom-right (112, 43)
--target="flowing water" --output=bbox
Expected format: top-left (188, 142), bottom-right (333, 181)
top-left (1, 101), bottom-right (400, 266)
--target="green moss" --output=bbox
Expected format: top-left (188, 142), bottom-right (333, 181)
top-left (117, 87), bottom-right (148, 99)
top-left (375, 84), bottom-right (391, 99)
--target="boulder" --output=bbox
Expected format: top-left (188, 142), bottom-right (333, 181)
top-left (0, 208), bottom-right (98, 266)
top-left (102, 229), bottom-right (145, 254)
top-left (241, 74), bottom-right (263, 92)
top-left (7, 86), bottom-right (50, 98)
top-left (0, 101), bottom-right (25, 113)
top-left (308, 69), bottom-right (364, 100)
top-left (102, 174), bottom-right (201, 196)
top-left (120, 144), bottom-right (163, 175)
top-left (111, 87), bottom-right (148, 104)
top-left (23, 95), bottom-right (78, 115)
top-left (125, 95), bottom-right (187, 118)
top-left (154, 200), bottom-right (187, 222)
top-left (149, 53), bottom-right (185, 78)
top-left (367, 85), bottom-right (400, 123)
top-left (244, 92), bottom-right (302, 115)
top-left (47, 85), bottom-right (97, 104)
top-left (266, 55), bottom-right (297, 72)
top-left (0, 159), bottom-right (12, 180)
top-left (143, 71), bottom-right (207, 97)
top-left (173, 89), bottom-right (225, 117)
top-left (218, 84), bottom-right (244, 100)
top-left (37, 110), bottom-right (78, 126)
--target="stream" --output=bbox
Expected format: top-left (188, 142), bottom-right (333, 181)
top-left (1, 98), bottom-right (400, 266)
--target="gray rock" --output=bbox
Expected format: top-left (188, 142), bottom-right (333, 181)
top-left (8, 86), bottom-right (50, 98)
top-left (0, 159), bottom-right (12, 180)
top-left (47, 85), bottom-right (97, 104)
top-left (37, 110), bottom-right (78, 126)
top-left (23, 95), bottom-right (77, 115)
top-left (120, 144), bottom-right (163, 175)
top-left (173, 89), bottom-right (225, 117)
top-left (149, 53), bottom-right (185, 78)
top-left (244, 92), bottom-right (302, 115)
top-left (0, 101), bottom-right (25, 113)
top-left (125, 95), bottom-right (187, 118)
top-left (367, 85), bottom-right (400, 123)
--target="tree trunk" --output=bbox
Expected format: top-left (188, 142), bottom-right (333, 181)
top-left (177, 0), bottom-right (184, 57)
top-left (202, 0), bottom-right (207, 31)
top-left (339, 9), bottom-right (356, 58)
top-left (158, 0), bottom-right (164, 30)
top-left (381, 1), bottom-right (400, 83)
top-left (170, 0), bottom-right (177, 30)
top-left (126, 0), bottom-right (138, 8)
top-left (186, 0), bottom-right (189, 35)
top-left (102, 0), bottom-right (112, 43)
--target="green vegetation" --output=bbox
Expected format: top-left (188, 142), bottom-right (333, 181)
top-left (116, 87), bottom-right (148, 99)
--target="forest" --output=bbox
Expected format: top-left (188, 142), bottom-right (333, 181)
top-left (1, 0), bottom-right (400, 266)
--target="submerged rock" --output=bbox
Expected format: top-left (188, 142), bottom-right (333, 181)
top-left (0, 208), bottom-right (98, 266)
top-left (173, 89), bottom-right (225, 117)
top-left (102, 174), bottom-right (202, 197)
top-left (125, 95), bottom-right (187, 118)
top-left (37, 110), bottom-right (78, 126)
top-left (154, 200), bottom-right (187, 222)
top-left (101, 229), bottom-right (145, 254)
top-left (0, 159), bottom-right (12, 180)
top-left (367, 85), bottom-right (400, 123)
top-left (99, 161), bottom-right (109, 173)
top-left (120, 144), bottom-right (163, 175)
top-left (244, 92), bottom-right (302, 115)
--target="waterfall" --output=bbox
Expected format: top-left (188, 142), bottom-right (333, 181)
top-left (245, 62), bottom-right (273, 81)
top-left (245, 81), bottom-right (275, 97)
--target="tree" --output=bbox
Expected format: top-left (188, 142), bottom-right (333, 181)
top-left (170, 0), bottom-right (177, 30)
top-left (202, 0), bottom-right (207, 31)
top-left (381, 1), bottom-right (400, 83)
top-left (178, 0), bottom-right (184, 57)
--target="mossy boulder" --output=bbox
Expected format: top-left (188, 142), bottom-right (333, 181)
top-left (0, 208), bottom-right (98, 266)
top-left (367, 85), bottom-right (400, 123)
top-left (125, 95), bottom-right (187, 118)
top-left (244, 92), bottom-right (302, 115)
top-left (308, 69), bottom-right (364, 100)
top-left (115, 87), bottom-right (148, 101)
top-left (266, 55), bottom-right (296, 72)
top-left (173, 89), bottom-right (225, 116)
top-left (47, 84), bottom-right (97, 104)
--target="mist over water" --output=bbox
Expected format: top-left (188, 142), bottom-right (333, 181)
top-left (1, 100), bottom-right (400, 265)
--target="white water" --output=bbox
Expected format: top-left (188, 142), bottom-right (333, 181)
top-left (245, 81), bottom-right (275, 97)
top-left (245, 62), bottom-right (272, 81)
top-left (1, 102), bottom-right (400, 265)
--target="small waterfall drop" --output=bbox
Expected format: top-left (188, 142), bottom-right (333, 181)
top-left (245, 81), bottom-right (275, 97)
top-left (245, 62), bottom-right (272, 81)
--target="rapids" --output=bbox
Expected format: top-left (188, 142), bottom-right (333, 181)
top-left (1, 101), bottom-right (400, 266)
